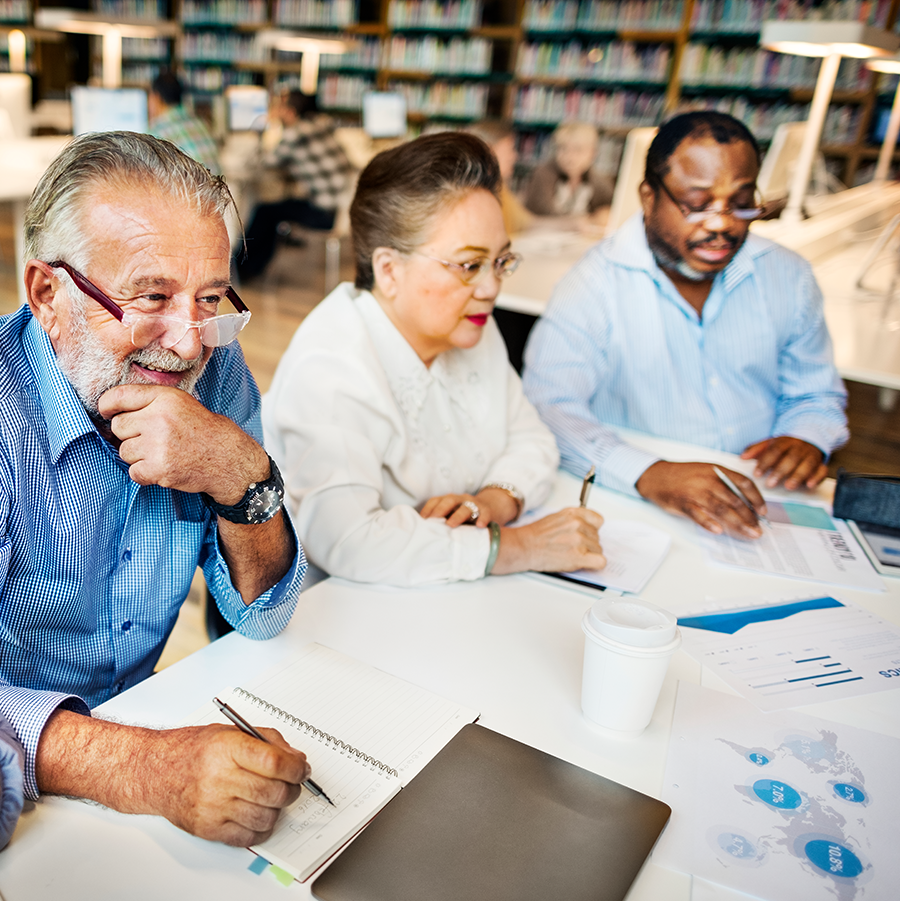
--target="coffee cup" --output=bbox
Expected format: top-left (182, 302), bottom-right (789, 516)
top-left (580, 597), bottom-right (681, 737)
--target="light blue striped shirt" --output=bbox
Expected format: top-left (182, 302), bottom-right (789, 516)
top-left (0, 307), bottom-right (305, 799)
top-left (522, 213), bottom-right (849, 496)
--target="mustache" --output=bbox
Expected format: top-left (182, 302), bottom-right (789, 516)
top-left (687, 232), bottom-right (740, 251)
top-left (128, 346), bottom-right (203, 373)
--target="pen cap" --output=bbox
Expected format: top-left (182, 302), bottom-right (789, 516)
top-left (583, 598), bottom-right (678, 650)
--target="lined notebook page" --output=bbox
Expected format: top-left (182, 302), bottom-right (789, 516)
top-left (183, 643), bottom-right (478, 881)
top-left (241, 642), bottom-right (479, 782)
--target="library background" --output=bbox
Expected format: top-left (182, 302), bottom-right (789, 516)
top-left (2, 0), bottom-right (900, 186)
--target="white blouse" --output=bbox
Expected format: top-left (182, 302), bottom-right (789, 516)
top-left (262, 282), bottom-right (559, 586)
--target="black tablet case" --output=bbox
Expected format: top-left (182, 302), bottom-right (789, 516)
top-left (312, 723), bottom-right (671, 901)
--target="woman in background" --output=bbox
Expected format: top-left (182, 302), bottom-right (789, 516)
top-left (263, 133), bottom-right (606, 586)
top-left (524, 121), bottom-right (613, 218)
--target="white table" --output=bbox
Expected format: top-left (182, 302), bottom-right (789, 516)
top-left (0, 434), bottom-right (896, 901)
top-left (0, 136), bottom-right (72, 305)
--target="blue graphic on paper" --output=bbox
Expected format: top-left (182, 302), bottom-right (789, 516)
top-left (716, 730), bottom-right (873, 899)
top-left (753, 779), bottom-right (803, 810)
top-left (805, 840), bottom-right (864, 879)
top-left (832, 783), bottom-right (867, 804)
top-left (677, 597), bottom-right (843, 634)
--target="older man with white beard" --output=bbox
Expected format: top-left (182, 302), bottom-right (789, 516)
top-left (0, 132), bottom-right (310, 848)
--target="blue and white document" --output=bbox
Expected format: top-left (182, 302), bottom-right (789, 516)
top-left (656, 683), bottom-right (899, 901)
top-left (677, 594), bottom-right (900, 711)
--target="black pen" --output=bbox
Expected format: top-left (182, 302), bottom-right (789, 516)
top-left (213, 697), bottom-right (336, 807)
top-left (579, 465), bottom-right (596, 508)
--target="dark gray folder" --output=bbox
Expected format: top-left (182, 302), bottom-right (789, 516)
top-left (312, 723), bottom-right (671, 901)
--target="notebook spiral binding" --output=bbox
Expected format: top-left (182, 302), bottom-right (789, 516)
top-left (234, 687), bottom-right (400, 778)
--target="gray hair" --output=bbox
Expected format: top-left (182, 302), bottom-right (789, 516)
top-left (24, 131), bottom-right (235, 269)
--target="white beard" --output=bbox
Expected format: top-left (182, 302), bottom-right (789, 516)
top-left (58, 302), bottom-right (207, 415)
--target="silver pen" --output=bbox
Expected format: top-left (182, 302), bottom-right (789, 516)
top-left (579, 465), bottom-right (596, 508)
top-left (213, 697), bottom-right (336, 806)
top-left (712, 466), bottom-right (769, 526)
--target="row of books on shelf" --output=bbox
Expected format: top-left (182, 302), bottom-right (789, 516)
top-left (0, 0), bottom-right (26, 22)
top-left (522, 0), bottom-right (685, 32)
top-left (181, 66), bottom-right (255, 93)
top-left (180, 0), bottom-right (267, 26)
top-left (321, 38), bottom-right (382, 71)
top-left (388, 1), bottom-right (482, 29)
top-left (275, 0), bottom-right (358, 28)
top-left (680, 44), bottom-right (872, 91)
top-left (122, 62), bottom-right (166, 85)
top-left (513, 84), bottom-right (667, 128)
top-left (179, 33), bottom-right (265, 64)
top-left (384, 36), bottom-right (492, 75)
top-left (521, 0), bottom-right (899, 33)
top-left (689, 94), bottom-right (862, 142)
top-left (95, 0), bottom-right (164, 18)
top-left (121, 37), bottom-right (171, 62)
top-left (516, 40), bottom-right (670, 82)
top-left (691, 0), bottom-right (898, 32)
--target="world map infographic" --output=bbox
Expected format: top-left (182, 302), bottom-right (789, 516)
top-left (657, 683), bottom-right (897, 901)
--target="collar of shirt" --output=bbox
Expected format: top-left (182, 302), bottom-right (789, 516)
top-left (604, 212), bottom-right (768, 324)
top-left (21, 311), bottom-right (108, 464)
top-left (353, 287), bottom-right (485, 423)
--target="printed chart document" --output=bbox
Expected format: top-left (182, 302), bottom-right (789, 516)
top-left (656, 683), bottom-right (900, 901)
top-left (696, 499), bottom-right (884, 592)
top-left (520, 508), bottom-right (671, 593)
top-left (185, 643), bottom-right (479, 882)
top-left (677, 594), bottom-right (900, 711)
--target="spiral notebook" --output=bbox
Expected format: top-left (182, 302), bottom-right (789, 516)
top-left (185, 643), bottom-right (479, 882)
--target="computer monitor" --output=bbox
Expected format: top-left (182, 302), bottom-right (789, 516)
top-left (757, 121), bottom-right (807, 203)
top-left (362, 91), bottom-right (406, 139)
top-left (71, 86), bottom-right (148, 135)
top-left (226, 85), bottom-right (269, 132)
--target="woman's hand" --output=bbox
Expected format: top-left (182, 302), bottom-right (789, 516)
top-left (420, 490), bottom-right (516, 528)
top-left (492, 508), bottom-right (607, 575)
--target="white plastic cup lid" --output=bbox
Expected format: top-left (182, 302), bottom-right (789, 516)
top-left (584, 597), bottom-right (678, 648)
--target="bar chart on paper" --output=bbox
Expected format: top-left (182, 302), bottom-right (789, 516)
top-left (677, 596), bottom-right (900, 711)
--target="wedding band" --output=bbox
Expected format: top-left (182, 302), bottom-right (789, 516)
top-left (461, 500), bottom-right (480, 523)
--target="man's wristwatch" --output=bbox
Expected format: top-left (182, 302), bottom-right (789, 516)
top-left (202, 455), bottom-right (285, 525)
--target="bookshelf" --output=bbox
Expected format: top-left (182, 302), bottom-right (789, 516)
top-left (32, 0), bottom-right (900, 184)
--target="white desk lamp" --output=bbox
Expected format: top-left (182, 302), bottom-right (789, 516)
top-left (34, 8), bottom-right (179, 89)
top-left (760, 20), bottom-right (899, 224)
top-left (866, 56), bottom-right (900, 182)
top-left (255, 31), bottom-right (353, 96)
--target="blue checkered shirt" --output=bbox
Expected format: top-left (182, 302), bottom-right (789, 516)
top-left (0, 307), bottom-right (305, 799)
top-left (522, 213), bottom-right (849, 496)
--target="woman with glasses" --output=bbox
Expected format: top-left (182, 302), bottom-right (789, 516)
top-left (263, 132), bottom-right (606, 586)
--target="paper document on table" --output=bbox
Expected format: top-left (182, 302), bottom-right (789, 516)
top-left (655, 682), bottom-right (900, 901)
top-left (519, 509), bottom-right (670, 593)
top-left (697, 499), bottom-right (884, 592)
top-left (676, 594), bottom-right (900, 710)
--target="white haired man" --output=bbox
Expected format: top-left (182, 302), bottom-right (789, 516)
top-left (1, 132), bottom-right (308, 846)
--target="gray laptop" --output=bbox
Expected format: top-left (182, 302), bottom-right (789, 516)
top-left (313, 723), bottom-right (671, 901)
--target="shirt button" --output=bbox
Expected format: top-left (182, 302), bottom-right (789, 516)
top-left (114, 681), bottom-right (125, 694)
top-left (726, 427), bottom-right (735, 435)
top-left (709, 376), bottom-right (719, 387)
top-left (121, 621), bottom-right (132, 631)
top-left (122, 549), bottom-right (132, 562)
top-left (444, 424), bottom-right (452, 432)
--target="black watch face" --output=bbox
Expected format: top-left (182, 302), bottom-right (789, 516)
top-left (247, 488), bottom-right (283, 523)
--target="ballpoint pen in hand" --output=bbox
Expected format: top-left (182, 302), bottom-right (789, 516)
top-left (579, 465), bottom-right (596, 508)
top-left (712, 466), bottom-right (769, 526)
top-left (213, 697), bottom-right (336, 807)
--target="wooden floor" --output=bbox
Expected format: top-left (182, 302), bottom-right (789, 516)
top-left (1, 211), bottom-right (897, 670)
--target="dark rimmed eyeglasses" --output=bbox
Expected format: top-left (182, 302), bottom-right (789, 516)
top-left (656, 180), bottom-right (765, 224)
top-left (414, 250), bottom-right (523, 285)
top-left (48, 261), bottom-right (251, 349)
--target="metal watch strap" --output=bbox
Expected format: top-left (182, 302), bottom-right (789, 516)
top-left (201, 454), bottom-right (285, 525)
